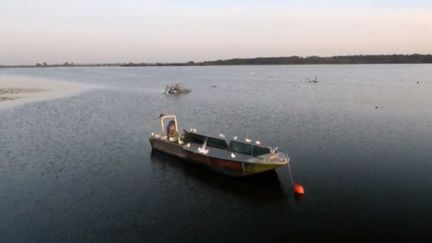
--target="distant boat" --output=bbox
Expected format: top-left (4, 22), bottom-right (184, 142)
top-left (149, 114), bottom-right (289, 176)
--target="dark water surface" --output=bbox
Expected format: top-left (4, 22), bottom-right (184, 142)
top-left (0, 65), bottom-right (431, 242)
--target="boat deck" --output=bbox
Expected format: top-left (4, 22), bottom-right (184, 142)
top-left (183, 141), bottom-right (279, 165)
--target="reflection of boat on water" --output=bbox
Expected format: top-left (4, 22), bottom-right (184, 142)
top-left (149, 114), bottom-right (289, 177)
top-left (150, 150), bottom-right (288, 202)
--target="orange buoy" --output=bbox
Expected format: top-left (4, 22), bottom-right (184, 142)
top-left (294, 183), bottom-right (304, 195)
top-left (287, 159), bottom-right (304, 196)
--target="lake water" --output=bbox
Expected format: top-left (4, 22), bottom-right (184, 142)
top-left (0, 65), bottom-right (431, 242)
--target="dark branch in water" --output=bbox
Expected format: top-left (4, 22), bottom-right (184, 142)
top-left (305, 76), bottom-right (318, 84)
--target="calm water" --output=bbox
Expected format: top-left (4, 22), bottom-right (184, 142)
top-left (0, 65), bottom-right (431, 242)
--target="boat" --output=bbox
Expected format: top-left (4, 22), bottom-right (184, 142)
top-left (149, 114), bottom-right (289, 177)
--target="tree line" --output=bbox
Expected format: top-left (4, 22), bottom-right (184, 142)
top-left (200, 54), bottom-right (432, 65)
top-left (2, 54), bottom-right (431, 68)
top-left (120, 54), bottom-right (432, 66)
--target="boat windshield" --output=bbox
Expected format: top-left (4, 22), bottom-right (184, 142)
top-left (184, 131), bottom-right (228, 149)
top-left (229, 141), bottom-right (270, 156)
top-left (184, 131), bottom-right (271, 156)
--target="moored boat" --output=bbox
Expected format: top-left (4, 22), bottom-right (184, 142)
top-left (149, 114), bottom-right (289, 177)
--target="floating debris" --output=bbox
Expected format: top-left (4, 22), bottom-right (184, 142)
top-left (305, 76), bottom-right (318, 84)
top-left (164, 83), bottom-right (191, 95)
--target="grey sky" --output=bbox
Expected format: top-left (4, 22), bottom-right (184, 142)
top-left (1, 0), bottom-right (431, 65)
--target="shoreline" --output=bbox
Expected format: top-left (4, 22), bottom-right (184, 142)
top-left (0, 75), bottom-right (95, 110)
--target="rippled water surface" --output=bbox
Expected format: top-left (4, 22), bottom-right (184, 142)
top-left (1, 65), bottom-right (432, 242)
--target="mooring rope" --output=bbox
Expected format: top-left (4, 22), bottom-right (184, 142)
top-left (287, 159), bottom-right (295, 187)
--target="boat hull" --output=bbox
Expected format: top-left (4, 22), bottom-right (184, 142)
top-left (149, 138), bottom-right (285, 177)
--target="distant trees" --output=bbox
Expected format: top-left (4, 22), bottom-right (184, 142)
top-left (33, 62), bottom-right (75, 67)
top-left (14, 54), bottom-right (432, 69)
top-left (202, 54), bottom-right (432, 65)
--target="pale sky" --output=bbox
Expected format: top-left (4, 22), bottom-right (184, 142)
top-left (1, 0), bottom-right (431, 65)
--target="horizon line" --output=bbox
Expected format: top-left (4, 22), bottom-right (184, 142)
top-left (1, 53), bottom-right (432, 67)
